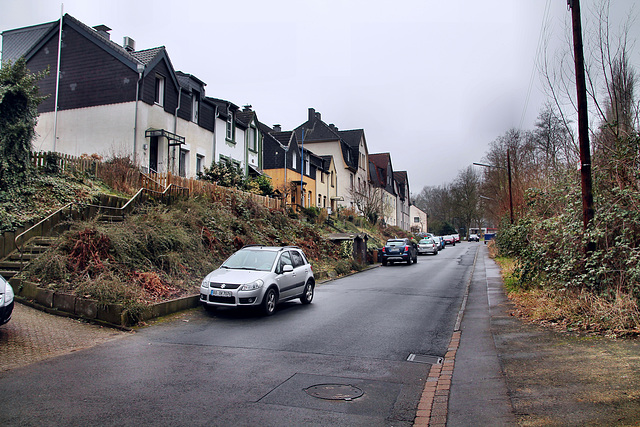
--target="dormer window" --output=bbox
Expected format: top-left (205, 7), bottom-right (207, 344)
top-left (226, 111), bottom-right (233, 141)
top-left (154, 74), bottom-right (165, 106)
top-left (191, 92), bottom-right (199, 123)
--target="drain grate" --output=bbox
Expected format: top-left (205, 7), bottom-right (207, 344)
top-left (407, 353), bottom-right (443, 364)
top-left (304, 384), bottom-right (364, 401)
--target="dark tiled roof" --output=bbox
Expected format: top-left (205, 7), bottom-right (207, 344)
top-left (131, 46), bottom-right (165, 65)
top-left (338, 129), bottom-right (364, 149)
top-left (394, 171), bottom-right (409, 200)
top-left (235, 110), bottom-right (254, 128)
top-left (1, 21), bottom-right (55, 63)
top-left (294, 110), bottom-right (360, 171)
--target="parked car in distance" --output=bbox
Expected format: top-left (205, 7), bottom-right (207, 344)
top-left (469, 233), bottom-right (480, 242)
top-left (443, 235), bottom-right (456, 246)
top-left (0, 274), bottom-right (14, 326)
top-left (381, 238), bottom-right (418, 265)
top-left (433, 236), bottom-right (444, 250)
top-left (453, 233), bottom-right (460, 243)
top-left (417, 238), bottom-right (438, 255)
top-left (200, 245), bottom-right (315, 316)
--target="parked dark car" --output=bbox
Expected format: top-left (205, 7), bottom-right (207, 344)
top-left (443, 235), bottom-right (456, 246)
top-left (381, 238), bottom-right (418, 266)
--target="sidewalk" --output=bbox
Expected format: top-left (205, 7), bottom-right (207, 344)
top-left (448, 245), bottom-right (640, 426)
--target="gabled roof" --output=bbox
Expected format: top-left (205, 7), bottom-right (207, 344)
top-left (369, 152), bottom-right (396, 195)
top-left (338, 129), bottom-right (365, 150)
top-left (3, 14), bottom-right (182, 91)
top-left (1, 21), bottom-right (55, 63)
top-left (294, 108), bottom-right (363, 171)
top-left (235, 110), bottom-right (256, 128)
top-left (394, 171), bottom-right (409, 201)
top-left (175, 70), bottom-right (206, 93)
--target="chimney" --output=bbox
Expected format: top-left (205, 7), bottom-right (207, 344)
top-left (123, 36), bottom-right (135, 52)
top-left (315, 112), bottom-right (321, 121)
top-left (273, 124), bottom-right (282, 132)
top-left (243, 104), bottom-right (252, 112)
top-left (308, 108), bottom-right (315, 122)
top-left (93, 25), bottom-right (112, 40)
top-left (329, 123), bottom-right (338, 131)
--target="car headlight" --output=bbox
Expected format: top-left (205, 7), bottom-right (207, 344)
top-left (240, 279), bottom-right (264, 291)
top-left (201, 280), bottom-right (209, 289)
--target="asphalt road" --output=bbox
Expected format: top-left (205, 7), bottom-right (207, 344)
top-left (0, 243), bottom-right (478, 426)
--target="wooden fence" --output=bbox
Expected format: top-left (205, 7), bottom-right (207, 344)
top-left (144, 171), bottom-right (282, 210)
top-left (30, 151), bottom-right (282, 210)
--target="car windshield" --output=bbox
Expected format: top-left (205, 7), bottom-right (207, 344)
top-left (386, 240), bottom-right (406, 247)
top-left (419, 239), bottom-right (433, 244)
top-left (221, 249), bottom-right (278, 271)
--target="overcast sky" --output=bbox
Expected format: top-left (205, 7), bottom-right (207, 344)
top-left (1, 0), bottom-right (638, 193)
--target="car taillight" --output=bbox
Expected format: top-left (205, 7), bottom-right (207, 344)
top-left (382, 247), bottom-right (386, 253)
top-left (404, 245), bottom-right (409, 252)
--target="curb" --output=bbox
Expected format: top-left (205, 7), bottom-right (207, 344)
top-left (413, 246), bottom-right (479, 426)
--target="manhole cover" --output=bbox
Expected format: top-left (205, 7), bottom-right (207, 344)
top-left (304, 384), bottom-right (364, 401)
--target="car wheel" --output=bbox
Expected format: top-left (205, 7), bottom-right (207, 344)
top-left (300, 280), bottom-right (314, 304)
top-left (261, 288), bottom-right (277, 316)
top-left (406, 257), bottom-right (412, 265)
top-left (413, 254), bottom-right (418, 264)
top-left (382, 260), bottom-right (387, 266)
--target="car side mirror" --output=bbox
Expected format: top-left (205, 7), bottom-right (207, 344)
top-left (282, 265), bottom-right (294, 273)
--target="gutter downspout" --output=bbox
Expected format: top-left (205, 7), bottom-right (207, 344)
top-left (53, 6), bottom-right (63, 151)
top-left (172, 88), bottom-right (182, 174)
top-left (213, 105), bottom-right (218, 166)
top-left (133, 64), bottom-right (144, 164)
top-left (300, 129), bottom-right (305, 208)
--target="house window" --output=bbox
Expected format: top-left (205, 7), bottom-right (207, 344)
top-left (323, 196), bottom-right (326, 208)
top-left (304, 154), bottom-right (310, 176)
top-left (226, 111), bottom-right (234, 141)
top-left (179, 149), bottom-right (187, 177)
top-left (350, 174), bottom-right (354, 189)
top-left (318, 194), bottom-right (321, 206)
top-left (154, 74), bottom-right (165, 106)
top-left (331, 171), bottom-right (335, 187)
top-left (292, 150), bottom-right (297, 170)
top-left (248, 127), bottom-right (257, 151)
top-left (414, 217), bottom-right (420, 223)
top-left (196, 154), bottom-right (204, 175)
top-left (191, 92), bottom-right (199, 123)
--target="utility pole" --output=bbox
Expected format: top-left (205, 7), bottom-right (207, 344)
top-left (568, 0), bottom-right (595, 235)
top-left (507, 149), bottom-right (514, 224)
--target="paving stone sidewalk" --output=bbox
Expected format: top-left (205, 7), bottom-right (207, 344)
top-left (0, 303), bottom-right (128, 373)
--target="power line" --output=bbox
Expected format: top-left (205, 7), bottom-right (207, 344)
top-left (519, 0), bottom-right (552, 130)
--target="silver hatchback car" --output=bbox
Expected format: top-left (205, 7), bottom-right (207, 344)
top-left (200, 245), bottom-right (315, 315)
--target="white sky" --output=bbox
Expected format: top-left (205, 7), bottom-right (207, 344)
top-left (1, 0), bottom-right (638, 193)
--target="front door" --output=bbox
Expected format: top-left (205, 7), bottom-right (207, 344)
top-left (149, 136), bottom-right (158, 172)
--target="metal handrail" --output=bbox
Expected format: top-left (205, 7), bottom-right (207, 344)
top-left (12, 182), bottom-right (189, 267)
top-left (14, 202), bottom-right (74, 263)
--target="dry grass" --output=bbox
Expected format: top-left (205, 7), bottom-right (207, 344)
top-left (508, 287), bottom-right (640, 337)
top-left (494, 252), bottom-right (640, 337)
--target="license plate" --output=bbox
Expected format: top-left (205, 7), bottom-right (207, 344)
top-left (390, 249), bottom-right (399, 254)
top-left (211, 290), bottom-right (232, 297)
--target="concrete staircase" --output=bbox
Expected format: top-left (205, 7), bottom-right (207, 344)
top-left (0, 237), bottom-right (57, 280)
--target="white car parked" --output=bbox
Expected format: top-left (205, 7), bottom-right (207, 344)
top-left (0, 275), bottom-right (14, 326)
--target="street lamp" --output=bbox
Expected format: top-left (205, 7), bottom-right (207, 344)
top-left (473, 149), bottom-right (514, 224)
